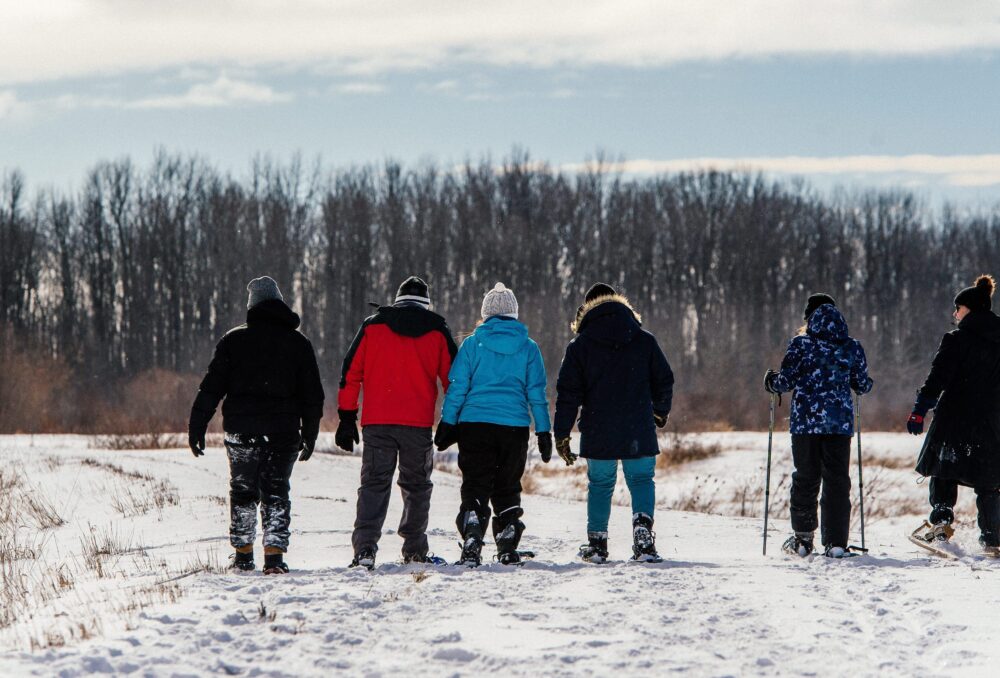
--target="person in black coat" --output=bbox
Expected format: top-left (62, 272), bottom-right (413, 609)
top-left (909, 274), bottom-right (1000, 552)
top-left (553, 283), bottom-right (674, 563)
top-left (188, 276), bottom-right (325, 573)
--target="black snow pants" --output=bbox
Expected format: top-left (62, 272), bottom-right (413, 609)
top-left (455, 422), bottom-right (529, 547)
top-left (352, 425), bottom-right (435, 558)
top-left (790, 434), bottom-right (852, 548)
top-left (928, 478), bottom-right (1000, 546)
top-left (225, 432), bottom-right (299, 552)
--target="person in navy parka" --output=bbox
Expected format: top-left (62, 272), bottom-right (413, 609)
top-left (553, 283), bottom-right (674, 563)
top-left (764, 294), bottom-right (873, 558)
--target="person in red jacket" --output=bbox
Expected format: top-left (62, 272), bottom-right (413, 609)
top-left (337, 276), bottom-right (457, 569)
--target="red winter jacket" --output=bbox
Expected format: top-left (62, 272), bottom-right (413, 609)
top-left (338, 305), bottom-right (457, 428)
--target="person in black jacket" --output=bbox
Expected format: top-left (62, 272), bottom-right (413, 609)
top-left (553, 283), bottom-right (674, 563)
top-left (188, 276), bottom-right (325, 574)
top-left (909, 274), bottom-right (1000, 554)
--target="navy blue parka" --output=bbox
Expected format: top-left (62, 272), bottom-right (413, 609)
top-left (553, 296), bottom-right (674, 459)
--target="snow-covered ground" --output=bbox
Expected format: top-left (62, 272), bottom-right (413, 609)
top-left (1, 433), bottom-right (999, 676)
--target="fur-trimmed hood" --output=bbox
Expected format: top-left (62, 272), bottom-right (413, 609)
top-left (571, 294), bottom-right (641, 333)
top-left (571, 294), bottom-right (643, 348)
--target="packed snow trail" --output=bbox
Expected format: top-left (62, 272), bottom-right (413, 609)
top-left (2, 439), bottom-right (999, 676)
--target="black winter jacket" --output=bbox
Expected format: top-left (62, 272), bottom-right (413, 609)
top-left (553, 296), bottom-right (674, 460)
top-left (189, 299), bottom-right (325, 437)
top-left (915, 310), bottom-right (1000, 487)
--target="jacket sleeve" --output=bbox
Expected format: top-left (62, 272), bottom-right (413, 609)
top-left (525, 341), bottom-right (551, 433)
top-left (771, 337), bottom-right (805, 394)
top-left (189, 335), bottom-right (230, 431)
top-left (649, 336), bottom-right (674, 416)
top-left (437, 325), bottom-right (458, 393)
top-left (337, 323), bottom-right (367, 411)
top-left (915, 332), bottom-right (959, 412)
top-left (850, 340), bottom-right (874, 395)
top-left (553, 341), bottom-right (584, 439)
top-left (298, 338), bottom-right (326, 439)
top-left (440, 338), bottom-right (474, 425)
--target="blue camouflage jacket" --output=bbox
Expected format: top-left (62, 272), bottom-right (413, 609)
top-left (771, 304), bottom-right (873, 435)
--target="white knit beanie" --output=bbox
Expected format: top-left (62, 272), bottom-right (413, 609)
top-left (481, 282), bottom-right (518, 320)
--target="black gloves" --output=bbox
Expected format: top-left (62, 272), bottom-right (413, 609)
top-left (188, 407), bottom-right (211, 458)
top-left (537, 432), bottom-right (552, 463)
top-left (653, 412), bottom-right (668, 429)
top-left (188, 429), bottom-right (206, 457)
top-left (298, 417), bottom-right (320, 461)
top-left (763, 369), bottom-right (780, 394)
top-left (335, 409), bottom-right (360, 452)
top-left (556, 436), bottom-right (576, 466)
top-left (908, 394), bottom-right (937, 436)
top-left (434, 421), bottom-right (459, 451)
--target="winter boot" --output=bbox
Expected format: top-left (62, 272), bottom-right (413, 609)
top-left (578, 532), bottom-right (610, 564)
top-left (493, 507), bottom-right (525, 566)
top-left (457, 510), bottom-right (485, 567)
top-left (350, 546), bottom-right (377, 571)
top-left (263, 549), bottom-right (289, 575)
top-left (781, 532), bottom-right (814, 557)
top-left (823, 545), bottom-right (850, 559)
top-left (928, 505), bottom-right (955, 541)
top-left (631, 513), bottom-right (662, 562)
top-left (402, 552), bottom-right (447, 566)
top-left (229, 548), bottom-right (255, 572)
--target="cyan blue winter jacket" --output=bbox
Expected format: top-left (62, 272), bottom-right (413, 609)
top-left (441, 317), bottom-right (551, 432)
top-left (553, 297), bottom-right (674, 459)
top-left (771, 304), bottom-right (873, 435)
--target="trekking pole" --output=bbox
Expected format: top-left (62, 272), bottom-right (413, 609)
top-left (763, 391), bottom-right (776, 556)
top-left (855, 393), bottom-right (866, 552)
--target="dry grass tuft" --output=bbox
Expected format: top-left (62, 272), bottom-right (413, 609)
top-left (81, 457), bottom-right (154, 481)
top-left (657, 433), bottom-right (723, 471)
top-left (90, 433), bottom-right (186, 450)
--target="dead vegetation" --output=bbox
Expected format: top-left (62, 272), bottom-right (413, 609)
top-left (109, 479), bottom-right (180, 518)
top-left (657, 433), bottom-right (723, 471)
top-left (90, 433), bottom-right (187, 450)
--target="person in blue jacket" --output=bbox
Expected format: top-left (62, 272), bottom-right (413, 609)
top-left (553, 283), bottom-right (674, 564)
top-left (764, 294), bottom-right (873, 558)
top-left (434, 283), bottom-right (552, 566)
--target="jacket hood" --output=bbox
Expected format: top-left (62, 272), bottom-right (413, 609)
top-left (572, 295), bottom-right (642, 347)
top-left (805, 304), bottom-right (848, 343)
top-left (246, 298), bottom-right (300, 330)
top-left (473, 316), bottom-right (529, 355)
top-left (958, 309), bottom-right (1000, 344)
top-left (374, 304), bottom-right (448, 338)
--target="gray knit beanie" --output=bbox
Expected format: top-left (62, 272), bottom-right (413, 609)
top-left (247, 276), bottom-right (283, 309)
top-left (481, 282), bottom-right (518, 320)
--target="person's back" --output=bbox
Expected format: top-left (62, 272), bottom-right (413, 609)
top-left (337, 276), bottom-right (457, 569)
top-left (188, 276), bottom-right (325, 574)
top-left (552, 284), bottom-right (673, 564)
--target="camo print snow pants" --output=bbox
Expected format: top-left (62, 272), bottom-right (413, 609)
top-left (224, 432), bottom-right (299, 551)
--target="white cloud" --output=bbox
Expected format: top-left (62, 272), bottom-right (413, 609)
top-left (561, 154), bottom-right (1000, 187)
top-left (127, 76), bottom-right (291, 109)
top-left (2, 1), bottom-right (1000, 84)
top-left (333, 82), bottom-right (386, 95)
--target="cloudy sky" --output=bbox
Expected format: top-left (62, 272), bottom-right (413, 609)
top-left (2, 1), bottom-right (1000, 204)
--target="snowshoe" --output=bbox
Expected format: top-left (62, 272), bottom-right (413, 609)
top-left (979, 537), bottom-right (1000, 559)
top-left (781, 533), bottom-right (814, 558)
top-left (908, 521), bottom-right (960, 560)
top-left (823, 545), bottom-right (859, 559)
top-left (402, 552), bottom-right (448, 566)
top-left (263, 561), bottom-right (289, 575)
top-left (631, 514), bottom-right (663, 563)
top-left (579, 533), bottom-right (610, 564)
top-left (228, 550), bottom-right (255, 572)
top-left (495, 550), bottom-right (522, 566)
top-left (350, 547), bottom-right (377, 571)
top-left (456, 537), bottom-right (483, 567)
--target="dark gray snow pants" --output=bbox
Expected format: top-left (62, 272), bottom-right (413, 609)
top-left (225, 432), bottom-right (299, 551)
top-left (352, 425), bottom-right (434, 558)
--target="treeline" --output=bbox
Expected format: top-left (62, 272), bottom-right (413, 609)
top-left (1, 150), bottom-right (998, 433)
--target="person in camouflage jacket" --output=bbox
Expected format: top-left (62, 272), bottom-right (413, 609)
top-left (764, 295), bottom-right (873, 557)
